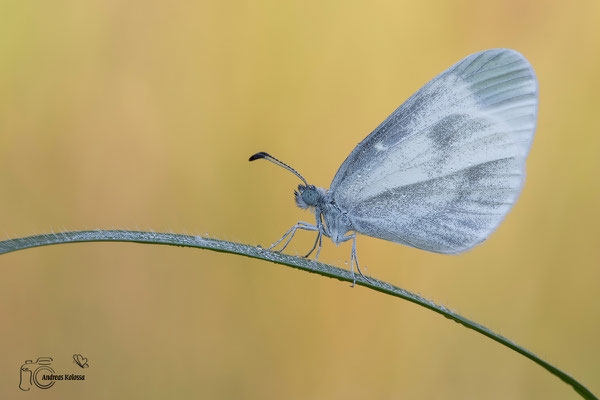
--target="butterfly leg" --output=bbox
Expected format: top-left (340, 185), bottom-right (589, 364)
top-left (340, 234), bottom-right (372, 287)
top-left (303, 230), bottom-right (321, 258)
top-left (267, 225), bottom-right (296, 250)
top-left (268, 222), bottom-right (318, 253)
top-left (314, 231), bottom-right (323, 262)
top-left (351, 235), bottom-right (373, 286)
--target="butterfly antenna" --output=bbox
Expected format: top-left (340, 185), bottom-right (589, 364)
top-left (249, 152), bottom-right (309, 185)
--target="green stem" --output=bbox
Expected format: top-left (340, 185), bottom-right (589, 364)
top-left (0, 230), bottom-right (596, 400)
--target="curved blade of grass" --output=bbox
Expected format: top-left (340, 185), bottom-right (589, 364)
top-left (0, 229), bottom-right (596, 400)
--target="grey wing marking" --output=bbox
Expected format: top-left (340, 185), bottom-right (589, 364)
top-left (330, 49), bottom-right (538, 253)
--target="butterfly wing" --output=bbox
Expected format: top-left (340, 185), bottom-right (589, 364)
top-left (329, 48), bottom-right (538, 253)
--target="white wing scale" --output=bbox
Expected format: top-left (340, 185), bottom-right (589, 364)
top-left (330, 49), bottom-right (538, 253)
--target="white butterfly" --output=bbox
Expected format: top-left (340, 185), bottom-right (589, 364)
top-left (250, 48), bottom-right (538, 285)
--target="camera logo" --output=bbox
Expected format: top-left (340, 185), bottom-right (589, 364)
top-left (19, 357), bottom-right (55, 391)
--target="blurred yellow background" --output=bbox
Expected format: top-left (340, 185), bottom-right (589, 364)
top-left (1, 0), bottom-right (599, 398)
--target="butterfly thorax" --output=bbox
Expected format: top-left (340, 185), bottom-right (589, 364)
top-left (321, 198), bottom-right (353, 244)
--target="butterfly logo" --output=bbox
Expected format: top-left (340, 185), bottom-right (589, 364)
top-left (73, 354), bottom-right (89, 369)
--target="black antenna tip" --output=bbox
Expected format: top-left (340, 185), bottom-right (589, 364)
top-left (249, 152), bottom-right (269, 162)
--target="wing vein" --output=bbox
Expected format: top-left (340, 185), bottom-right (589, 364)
top-left (466, 52), bottom-right (504, 78)
top-left (464, 59), bottom-right (524, 79)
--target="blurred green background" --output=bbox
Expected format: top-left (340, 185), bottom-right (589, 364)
top-left (1, 0), bottom-right (599, 398)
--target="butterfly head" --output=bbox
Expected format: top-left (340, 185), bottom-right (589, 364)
top-left (294, 184), bottom-right (324, 210)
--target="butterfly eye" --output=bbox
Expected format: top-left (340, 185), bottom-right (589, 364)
top-left (301, 186), bottom-right (320, 206)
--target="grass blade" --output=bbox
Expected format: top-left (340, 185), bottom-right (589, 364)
top-left (0, 230), bottom-right (596, 400)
